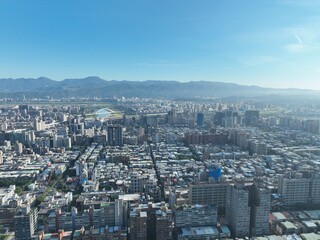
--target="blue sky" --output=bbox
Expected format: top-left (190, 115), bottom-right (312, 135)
top-left (0, 0), bottom-right (320, 89)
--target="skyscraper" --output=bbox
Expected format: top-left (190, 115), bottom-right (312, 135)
top-left (129, 210), bottom-right (147, 240)
top-left (250, 181), bottom-right (271, 236)
top-left (196, 113), bottom-right (204, 127)
top-left (226, 183), bottom-right (251, 238)
top-left (155, 209), bottom-right (173, 240)
top-left (108, 125), bottom-right (123, 146)
top-left (226, 181), bottom-right (271, 238)
top-left (0, 150), bottom-right (3, 165)
top-left (14, 207), bottom-right (38, 240)
top-left (244, 110), bottom-right (259, 126)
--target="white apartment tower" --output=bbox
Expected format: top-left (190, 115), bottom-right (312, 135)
top-left (226, 182), bottom-right (251, 238)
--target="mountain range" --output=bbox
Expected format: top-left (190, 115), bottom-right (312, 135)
top-left (0, 77), bottom-right (318, 100)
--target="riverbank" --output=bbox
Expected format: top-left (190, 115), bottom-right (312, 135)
top-left (85, 107), bottom-right (122, 120)
top-left (96, 108), bottom-right (113, 119)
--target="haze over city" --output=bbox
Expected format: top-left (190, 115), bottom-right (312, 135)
top-left (1, 0), bottom-right (320, 89)
top-left (3, 1), bottom-right (320, 240)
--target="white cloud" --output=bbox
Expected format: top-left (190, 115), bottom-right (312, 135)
top-left (285, 34), bottom-right (308, 53)
top-left (294, 34), bottom-right (302, 45)
top-left (282, 21), bottom-right (320, 53)
top-left (237, 17), bottom-right (320, 54)
top-left (285, 43), bottom-right (306, 53)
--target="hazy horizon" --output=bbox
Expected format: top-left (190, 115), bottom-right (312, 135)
top-left (1, 0), bottom-right (320, 89)
top-left (0, 76), bottom-right (319, 91)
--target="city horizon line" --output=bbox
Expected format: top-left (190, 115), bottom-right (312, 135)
top-left (0, 76), bottom-right (318, 92)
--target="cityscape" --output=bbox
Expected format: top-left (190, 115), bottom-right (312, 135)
top-left (2, 0), bottom-right (320, 239)
top-left (0, 95), bottom-right (317, 239)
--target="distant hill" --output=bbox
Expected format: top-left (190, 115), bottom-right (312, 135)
top-left (0, 77), bottom-right (56, 92)
top-left (0, 77), bottom-right (319, 99)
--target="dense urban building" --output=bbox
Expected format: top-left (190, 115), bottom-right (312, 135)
top-left (0, 98), bottom-right (316, 239)
top-left (226, 181), bottom-right (271, 238)
top-left (278, 172), bottom-right (320, 207)
top-left (189, 182), bottom-right (228, 212)
top-left (14, 207), bottom-right (38, 240)
top-left (108, 125), bottom-right (123, 146)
